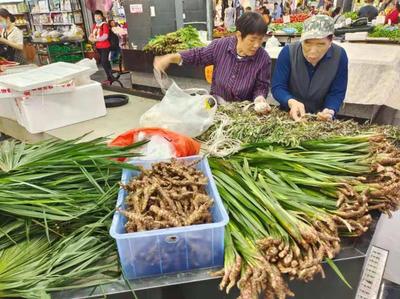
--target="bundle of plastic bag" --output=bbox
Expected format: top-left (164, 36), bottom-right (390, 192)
top-left (139, 69), bottom-right (217, 138)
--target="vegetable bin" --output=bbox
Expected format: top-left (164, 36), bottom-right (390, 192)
top-left (110, 156), bottom-right (229, 279)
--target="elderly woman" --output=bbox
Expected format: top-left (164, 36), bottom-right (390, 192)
top-left (154, 12), bottom-right (271, 109)
top-left (272, 15), bottom-right (348, 121)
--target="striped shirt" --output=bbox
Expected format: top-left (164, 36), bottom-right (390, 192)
top-left (180, 36), bottom-right (271, 102)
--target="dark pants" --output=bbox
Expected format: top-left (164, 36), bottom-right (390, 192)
top-left (97, 47), bottom-right (113, 81)
top-left (110, 48), bottom-right (121, 63)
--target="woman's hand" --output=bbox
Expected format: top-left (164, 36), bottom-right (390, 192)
top-left (153, 53), bottom-right (182, 72)
top-left (254, 96), bottom-right (271, 115)
top-left (288, 99), bottom-right (305, 121)
top-left (317, 108), bottom-right (335, 121)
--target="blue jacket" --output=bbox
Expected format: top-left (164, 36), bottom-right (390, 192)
top-left (271, 45), bottom-right (348, 113)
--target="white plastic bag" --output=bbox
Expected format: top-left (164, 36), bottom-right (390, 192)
top-left (265, 35), bottom-right (281, 49)
top-left (75, 58), bottom-right (98, 85)
top-left (133, 132), bottom-right (176, 160)
top-left (139, 80), bottom-right (217, 138)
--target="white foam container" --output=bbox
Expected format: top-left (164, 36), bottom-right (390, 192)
top-left (0, 98), bottom-right (16, 120)
top-left (0, 62), bottom-right (91, 91)
top-left (13, 81), bottom-right (106, 134)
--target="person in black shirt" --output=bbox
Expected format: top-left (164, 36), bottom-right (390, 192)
top-left (358, 0), bottom-right (379, 21)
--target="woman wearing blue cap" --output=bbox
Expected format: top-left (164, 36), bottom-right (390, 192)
top-left (272, 15), bottom-right (348, 121)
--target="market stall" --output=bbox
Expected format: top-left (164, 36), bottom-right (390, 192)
top-left (121, 26), bottom-right (209, 95)
top-left (2, 3), bottom-right (400, 298)
top-left (0, 85), bottom-right (392, 299)
top-left (346, 24), bottom-right (400, 44)
top-left (1, 87), bottom-right (399, 298)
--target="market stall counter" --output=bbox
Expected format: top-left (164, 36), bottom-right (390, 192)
top-left (122, 49), bottom-right (205, 80)
top-left (0, 87), bottom-right (390, 299)
top-left (50, 224), bottom-right (376, 299)
top-left (1, 46), bottom-right (399, 299)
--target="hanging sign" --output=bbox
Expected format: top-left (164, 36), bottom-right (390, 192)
top-left (130, 4), bottom-right (143, 14)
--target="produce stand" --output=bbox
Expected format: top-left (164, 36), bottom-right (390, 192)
top-left (121, 49), bottom-right (206, 96)
top-left (32, 39), bottom-right (85, 64)
top-left (0, 89), bottom-right (398, 299)
top-left (0, 87), bottom-right (392, 299)
top-left (50, 222), bottom-right (376, 299)
top-left (2, 17), bottom-right (400, 298)
top-left (122, 49), bottom-right (205, 80)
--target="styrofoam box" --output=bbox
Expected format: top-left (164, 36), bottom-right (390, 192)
top-left (110, 156), bottom-right (229, 280)
top-left (345, 32), bottom-right (368, 41)
top-left (0, 62), bottom-right (91, 91)
top-left (13, 81), bottom-right (106, 134)
top-left (0, 98), bottom-right (16, 120)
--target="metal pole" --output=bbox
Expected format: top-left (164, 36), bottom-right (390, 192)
top-left (79, 0), bottom-right (94, 37)
top-left (342, 0), bottom-right (353, 12)
top-left (175, 0), bottom-right (184, 29)
top-left (206, 0), bottom-right (214, 40)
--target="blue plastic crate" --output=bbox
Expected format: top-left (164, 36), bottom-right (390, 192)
top-left (109, 155), bottom-right (229, 280)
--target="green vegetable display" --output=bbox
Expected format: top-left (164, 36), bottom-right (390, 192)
top-left (0, 137), bottom-right (145, 298)
top-left (269, 22), bottom-right (304, 34)
top-left (343, 11), bottom-right (358, 21)
top-left (48, 44), bottom-right (84, 63)
top-left (198, 103), bottom-right (400, 157)
top-left (143, 26), bottom-right (205, 55)
top-left (369, 25), bottom-right (400, 42)
top-left (211, 134), bottom-right (400, 299)
top-left (3, 102), bottom-right (400, 299)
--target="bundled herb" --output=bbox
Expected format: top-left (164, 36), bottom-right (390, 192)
top-left (119, 159), bottom-right (213, 232)
top-left (198, 103), bottom-right (400, 157)
top-left (0, 209), bottom-right (120, 299)
top-left (210, 134), bottom-right (400, 299)
top-left (0, 137), bottom-right (145, 221)
top-left (0, 137), bottom-right (145, 298)
top-left (212, 159), bottom-right (339, 299)
top-left (143, 26), bottom-right (205, 55)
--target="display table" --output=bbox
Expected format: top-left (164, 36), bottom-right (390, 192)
top-left (122, 49), bottom-right (205, 79)
top-left (51, 218), bottom-right (377, 299)
top-left (339, 42), bottom-right (400, 111)
top-left (348, 37), bottom-right (400, 45)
